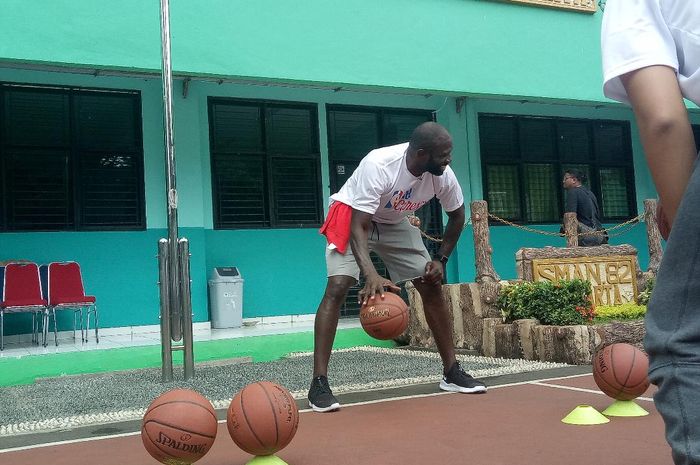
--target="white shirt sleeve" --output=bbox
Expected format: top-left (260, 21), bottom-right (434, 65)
top-left (350, 158), bottom-right (391, 215)
top-left (601, 0), bottom-right (678, 104)
top-left (434, 166), bottom-right (464, 213)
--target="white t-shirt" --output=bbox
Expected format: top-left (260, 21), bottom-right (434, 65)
top-left (330, 143), bottom-right (464, 224)
top-left (602, 0), bottom-right (700, 106)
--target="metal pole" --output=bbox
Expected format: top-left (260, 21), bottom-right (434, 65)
top-left (158, 0), bottom-right (195, 381)
top-left (159, 0), bottom-right (182, 342)
top-left (178, 238), bottom-right (194, 379)
top-left (157, 239), bottom-right (173, 382)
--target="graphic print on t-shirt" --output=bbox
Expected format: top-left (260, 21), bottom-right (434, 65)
top-left (330, 142), bottom-right (463, 224)
top-left (384, 188), bottom-right (429, 213)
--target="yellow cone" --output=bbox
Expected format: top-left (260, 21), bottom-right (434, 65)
top-left (246, 455), bottom-right (287, 465)
top-left (561, 404), bottom-right (610, 425)
top-left (246, 455), bottom-right (289, 465)
top-left (602, 399), bottom-right (649, 417)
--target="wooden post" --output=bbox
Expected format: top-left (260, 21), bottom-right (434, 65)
top-left (564, 212), bottom-right (578, 247)
top-left (644, 199), bottom-right (663, 274)
top-left (470, 201), bottom-right (501, 318)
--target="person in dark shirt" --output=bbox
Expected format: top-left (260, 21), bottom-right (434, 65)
top-left (562, 169), bottom-right (607, 246)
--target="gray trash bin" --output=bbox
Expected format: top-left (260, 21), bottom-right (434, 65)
top-left (208, 267), bottom-right (244, 329)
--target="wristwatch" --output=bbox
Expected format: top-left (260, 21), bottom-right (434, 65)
top-left (433, 254), bottom-right (449, 265)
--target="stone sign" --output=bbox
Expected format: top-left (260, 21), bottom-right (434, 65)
top-left (532, 255), bottom-right (638, 306)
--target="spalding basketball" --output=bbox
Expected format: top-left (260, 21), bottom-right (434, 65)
top-left (227, 381), bottom-right (299, 456)
top-left (141, 389), bottom-right (218, 465)
top-left (360, 291), bottom-right (409, 340)
top-left (593, 343), bottom-right (650, 401)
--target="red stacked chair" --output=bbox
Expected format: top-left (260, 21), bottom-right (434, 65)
top-left (46, 262), bottom-right (99, 346)
top-left (0, 263), bottom-right (47, 351)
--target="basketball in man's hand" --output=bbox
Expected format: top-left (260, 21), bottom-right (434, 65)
top-left (360, 292), bottom-right (409, 340)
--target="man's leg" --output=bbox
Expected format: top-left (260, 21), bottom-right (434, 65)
top-left (411, 279), bottom-right (456, 372)
top-left (646, 155), bottom-right (700, 464)
top-left (313, 275), bottom-right (356, 377)
top-left (412, 278), bottom-right (486, 393)
top-left (649, 366), bottom-right (700, 465)
top-left (308, 271), bottom-right (355, 413)
top-left (372, 219), bottom-right (486, 393)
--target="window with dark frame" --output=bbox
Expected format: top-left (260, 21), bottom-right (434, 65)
top-left (208, 98), bottom-right (322, 229)
top-left (0, 83), bottom-right (145, 232)
top-left (326, 105), bottom-right (443, 243)
top-left (326, 104), bottom-right (444, 315)
top-left (479, 114), bottom-right (637, 224)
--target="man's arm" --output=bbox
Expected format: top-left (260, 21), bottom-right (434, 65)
top-left (423, 204), bottom-right (465, 285)
top-left (350, 209), bottom-right (400, 304)
top-left (621, 65), bottom-right (696, 229)
top-left (437, 203), bottom-right (465, 259)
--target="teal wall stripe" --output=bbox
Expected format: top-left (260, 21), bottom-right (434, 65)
top-left (0, 0), bottom-right (607, 102)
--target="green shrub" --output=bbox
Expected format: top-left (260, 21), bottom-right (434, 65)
top-left (497, 279), bottom-right (594, 326)
top-left (637, 277), bottom-right (655, 306)
top-left (594, 303), bottom-right (646, 322)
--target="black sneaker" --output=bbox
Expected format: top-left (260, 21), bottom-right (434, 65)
top-left (439, 362), bottom-right (487, 394)
top-left (308, 375), bottom-right (341, 412)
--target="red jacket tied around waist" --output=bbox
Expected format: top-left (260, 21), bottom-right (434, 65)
top-left (319, 202), bottom-right (352, 254)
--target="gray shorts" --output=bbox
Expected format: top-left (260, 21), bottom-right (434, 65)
top-left (325, 217), bottom-right (430, 283)
top-left (646, 153), bottom-right (700, 464)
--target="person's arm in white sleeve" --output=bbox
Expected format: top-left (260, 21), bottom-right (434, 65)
top-left (601, 0), bottom-right (693, 231)
top-left (347, 158), bottom-right (400, 303)
top-left (621, 66), bottom-right (696, 229)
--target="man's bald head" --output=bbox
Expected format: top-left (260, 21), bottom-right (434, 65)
top-left (408, 122), bottom-right (452, 152)
top-left (405, 122), bottom-right (454, 177)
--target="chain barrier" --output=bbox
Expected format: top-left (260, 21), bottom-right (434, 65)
top-left (417, 212), bottom-right (644, 243)
top-left (605, 220), bottom-right (642, 238)
top-left (414, 215), bottom-right (471, 243)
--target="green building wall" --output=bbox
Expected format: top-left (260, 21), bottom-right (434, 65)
top-left (1, 1), bottom-right (693, 334)
top-left (0, 0), bottom-right (606, 101)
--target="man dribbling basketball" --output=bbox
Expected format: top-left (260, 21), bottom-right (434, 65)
top-left (308, 122), bottom-right (487, 413)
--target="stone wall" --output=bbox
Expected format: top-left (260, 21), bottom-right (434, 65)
top-left (404, 282), bottom-right (646, 365)
top-left (479, 318), bottom-right (601, 364)
top-left (404, 282), bottom-right (484, 352)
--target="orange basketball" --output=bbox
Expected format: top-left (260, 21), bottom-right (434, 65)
top-left (227, 381), bottom-right (299, 456)
top-left (593, 343), bottom-right (650, 401)
top-left (359, 292), bottom-right (409, 340)
top-left (141, 389), bottom-right (218, 465)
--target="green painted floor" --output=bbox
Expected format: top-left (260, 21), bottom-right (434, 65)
top-left (0, 328), bottom-right (396, 387)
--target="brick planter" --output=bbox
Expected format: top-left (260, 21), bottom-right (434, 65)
top-left (403, 282), bottom-right (484, 352)
top-left (482, 318), bottom-right (644, 365)
top-left (482, 319), bottom-right (600, 365)
top-left (405, 282), bottom-right (645, 365)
